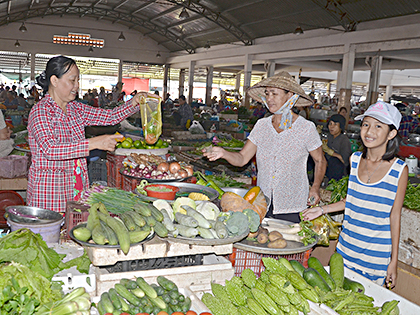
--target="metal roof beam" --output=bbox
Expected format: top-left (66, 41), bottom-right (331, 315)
top-left (149, 4), bottom-right (180, 21)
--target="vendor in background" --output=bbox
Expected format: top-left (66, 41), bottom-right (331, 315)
top-left (322, 114), bottom-right (352, 181)
top-left (303, 101), bottom-right (407, 288)
top-left (27, 55), bottom-right (154, 213)
top-left (173, 95), bottom-right (193, 130)
top-left (338, 106), bottom-right (348, 117)
top-left (0, 110), bottom-right (14, 158)
top-left (204, 71), bottom-right (327, 223)
top-left (397, 103), bottom-right (419, 138)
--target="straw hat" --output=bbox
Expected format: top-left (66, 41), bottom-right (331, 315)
top-left (247, 71), bottom-right (313, 107)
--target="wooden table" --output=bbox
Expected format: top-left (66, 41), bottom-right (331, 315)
top-left (0, 177), bottom-right (28, 190)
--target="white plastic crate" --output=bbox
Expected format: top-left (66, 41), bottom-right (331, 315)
top-left (95, 254), bottom-right (234, 295)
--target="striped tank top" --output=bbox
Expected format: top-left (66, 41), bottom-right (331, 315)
top-left (336, 151), bottom-right (406, 284)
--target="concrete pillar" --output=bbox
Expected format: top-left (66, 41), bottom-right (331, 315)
top-left (205, 66), bottom-right (214, 106)
top-left (338, 44), bottom-right (355, 121)
top-left (118, 60), bottom-right (123, 84)
top-left (384, 85), bottom-right (393, 102)
top-left (179, 69), bottom-right (185, 98)
top-left (243, 54), bottom-right (253, 108)
top-left (366, 53), bottom-right (383, 106)
top-left (30, 53), bottom-right (36, 82)
top-left (188, 60), bottom-right (195, 104)
top-left (163, 64), bottom-right (169, 99)
top-left (266, 61), bottom-right (275, 78)
top-left (235, 72), bottom-right (241, 92)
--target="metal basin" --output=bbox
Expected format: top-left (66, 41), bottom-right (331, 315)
top-left (346, 133), bottom-right (360, 140)
top-left (5, 206), bottom-right (63, 224)
top-left (222, 187), bottom-right (248, 197)
top-left (409, 134), bottom-right (420, 144)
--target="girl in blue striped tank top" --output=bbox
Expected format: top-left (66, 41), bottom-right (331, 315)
top-left (302, 101), bottom-right (408, 288)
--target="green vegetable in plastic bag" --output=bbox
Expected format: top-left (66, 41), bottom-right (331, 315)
top-left (139, 94), bottom-right (162, 145)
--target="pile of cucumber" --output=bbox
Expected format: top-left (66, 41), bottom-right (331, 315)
top-left (72, 202), bottom-right (169, 254)
top-left (201, 253), bottom-right (400, 315)
top-left (97, 275), bottom-right (192, 315)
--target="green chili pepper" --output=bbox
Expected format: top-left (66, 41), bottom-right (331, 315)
top-left (206, 180), bottom-right (225, 199)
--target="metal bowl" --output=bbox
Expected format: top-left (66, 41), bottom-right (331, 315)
top-left (222, 187), bottom-right (249, 197)
top-left (409, 134), bottom-right (420, 144)
top-left (5, 205), bottom-right (64, 224)
top-left (346, 133), bottom-right (360, 140)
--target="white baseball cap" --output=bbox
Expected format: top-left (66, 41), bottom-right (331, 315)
top-left (355, 101), bottom-right (402, 129)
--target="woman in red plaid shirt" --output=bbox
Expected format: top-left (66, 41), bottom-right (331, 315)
top-left (27, 55), bottom-right (154, 212)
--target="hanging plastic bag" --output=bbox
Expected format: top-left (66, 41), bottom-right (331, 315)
top-left (139, 94), bottom-right (162, 145)
top-left (188, 120), bottom-right (205, 134)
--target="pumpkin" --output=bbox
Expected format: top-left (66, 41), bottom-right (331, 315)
top-left (251, 188), bottom-right (268, 222)
top-left (220, 191), bottom-right (267, 223)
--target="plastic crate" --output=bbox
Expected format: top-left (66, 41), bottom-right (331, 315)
top-left (106, 152), bottom-right (126, 188)
top-left (65, 201), bottom-right (90, 239)
top-left (88, 158), bottom-right (107, 184)
top-left (122, 175), bottom-right (142, 192)
top-left (101, 254), bottom-right (204, 273)
top-left (227, 247), bottom-right (312, 277)
top-left (0, 155), bottom-right (29, 178)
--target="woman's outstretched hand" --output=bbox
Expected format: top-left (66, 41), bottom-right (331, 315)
top-left (202, 146), bottom-right (225, 161)
top-left (301, 206), bottom-right (323, 221)
top-left (88, 134), bottom-right (124, 151)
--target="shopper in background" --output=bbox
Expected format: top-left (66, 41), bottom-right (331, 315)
top-left (27, 55), bottom-right (154, 213)
top-left (98, 86), bottom-right (109, 108)
top-left (204, 71), bottom-right (327, 223)
top-left (338, 106), bottom-right (348, 117)
top-left (0, 86), bottom-right (10, 102)
top-left (302, 101), bottom-right (408, 288)
top-left (0, 110), bottom-right (14, 158)
top-left (174, 95), bottom-right (194, 129)
top-left (397, 103), bottom-right (419, 138)
top-left (322, 114), bottom-right (352, 181)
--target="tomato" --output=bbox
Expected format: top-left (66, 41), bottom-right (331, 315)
top-left (171, 312), bottom-right (185, 315)
top-left (156, 311), bottom-right (169, 315)
top-left (186, 311), bottom-right (198, 315)
top-left (135, 313), bottom-right (150, 315)
top-left (199, 313), bottom-right (213, 315)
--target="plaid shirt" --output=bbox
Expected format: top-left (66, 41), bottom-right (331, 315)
top-left (399, 115), bottom-right (419, 138)
top-left (27, 94), bottom-right (137, 212)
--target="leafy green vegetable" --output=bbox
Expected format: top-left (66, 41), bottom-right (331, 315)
top-left (403, 182), bottom-right (420, 211)
top-left (202, 172), bottom-right (247, 188)
top-left (326, 176), bottom-right (349, 204)
top-left (0, 229), bottom-right (90, 280)
top-left (0, 262), bottom-right (62, 308)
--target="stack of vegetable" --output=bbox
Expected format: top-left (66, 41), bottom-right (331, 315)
top-left (96, 275), bottom-right (193, 315)
top-left (72, 202), bottom-right (169, 254)
top-left (201, 253), bottom-right (400, 315)
top-left (154, 197), bottom-right (259, 240)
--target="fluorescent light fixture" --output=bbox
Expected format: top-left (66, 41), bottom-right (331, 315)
top-left (53, 33), bottom-right (105, 48)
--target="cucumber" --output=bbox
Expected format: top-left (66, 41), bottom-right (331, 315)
top-left (136, 277), bottom-right (158, 299)
top-left (129, 230), bottom-right (151, 243)
top-left (114, 283), bottom-right (141, 306)
top-left (117, 295), bottom-right (130, 312)
top-left (168, 289), bottom-right (179, 300)
top-left (100, 292), bottom-right (114, 313)
top-left (308, 256), bottom-right (336, 290)
top-left (180, 296), bottom-right (192, 313)
top-left (127, 210), bottom-right (146, 228)
top-left (131, 287), bottom-right (145, 298)
top-left (120, 278), bottom-right (138, 290)
top-left (289, 260), bottom-right (306, 277)
top-left (175, 212), bottom-right (198, 227)
top-left (151, 284), bottom-right (165, 296)
top-left (303, 268), bottom-right (332, 292)
top-left (86, 203), bottom-right (99, 231)
top-left (144, 214), bottom-right (157, 227)
top-left (149, 204), bottom-right (164, 222)
top-left (98, 212), bottom-right (130, 255)
top-left (157, 276), bottom-right (177, 291)
top-left (119, 212), bottom-right (137, 231)
top-left (173, 224), bottom-right (198, 238)
top-left (100, 220), bottom-right (119, 245)
top-left (72, 226), bottom-right (91, 242)
top-left (329, 252), bottom-right (344, 288)
top-left (87, 204), bottom-right (107, 245)
top-left (134, 202), bottom-right (152, 217)
top-left (343, 277), bottom-right (365, 293)
top-left (182, 205), bottom-right (212, 228)
top-left (150, 296), bottom-right (167, 309)
top-left (108, 288), bottom-right (122, 310)
top-left (197, 226), bottom-right (215, 239)
top-left (153, 221), bottom-right (169, 238)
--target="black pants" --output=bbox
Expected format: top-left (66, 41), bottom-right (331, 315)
top-left (325, 155), bottom-right (347, 181)
top-left (266, 201), bottom-right (301, 223)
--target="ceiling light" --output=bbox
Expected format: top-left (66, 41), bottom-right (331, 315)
top-left (204, 41), bottom-right (210, 49)
top-left (118, 32), bottom-right (126, 41)
top-left (156, 51), bottom-right (161, 58)
top-left (88, 46), bottom-right (94, 53)
top-left (179, 8), bottom-right (189, 19)
top-left (294, 26), bottom-right (304, 35)
top-left (14, 40), bottom-right (20, 47)
top-left (19, 22), bottom-right (27, 33)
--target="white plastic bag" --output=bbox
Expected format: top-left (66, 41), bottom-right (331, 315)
top-left (188, 120), bottom-right (205, 134)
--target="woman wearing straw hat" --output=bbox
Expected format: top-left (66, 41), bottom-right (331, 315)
top-left (204, 71), bottom-right (326, 223)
